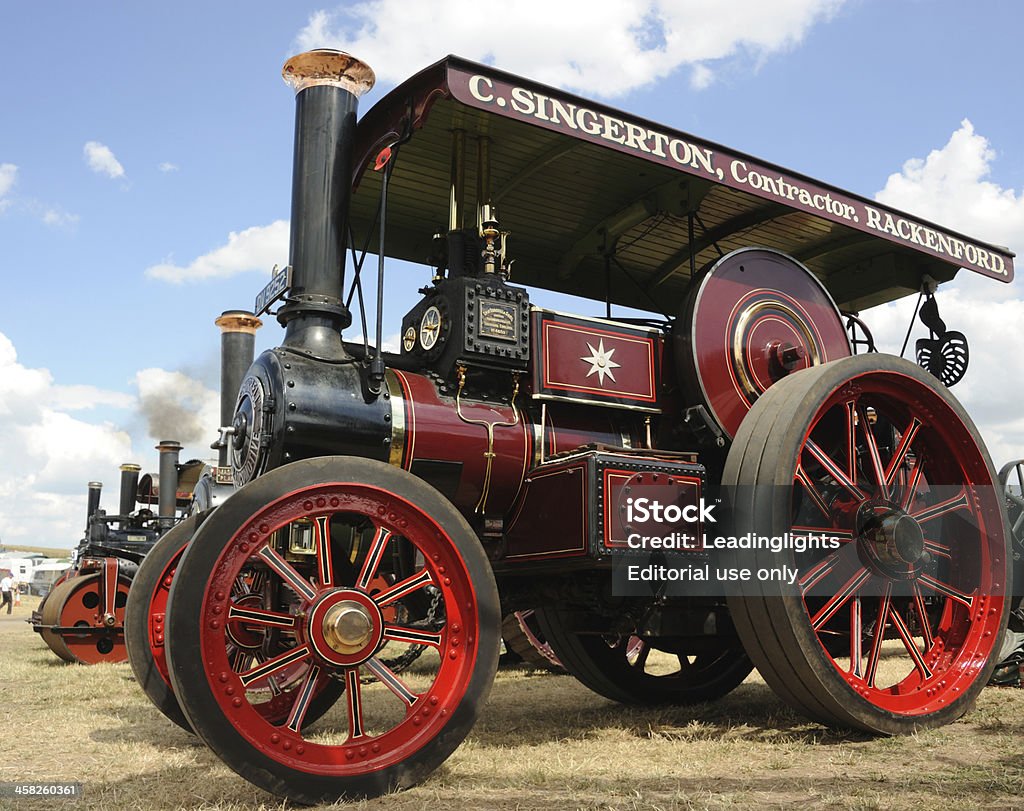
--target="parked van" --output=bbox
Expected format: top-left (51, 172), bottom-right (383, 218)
top-left (28, 562), bottom-right (72, 597)
top-left (0, 557), bottom-right (37, 589)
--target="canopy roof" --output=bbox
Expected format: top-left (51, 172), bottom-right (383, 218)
top-left (349, 56), bottom-right (1014, 314)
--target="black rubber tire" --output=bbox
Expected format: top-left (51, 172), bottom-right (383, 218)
top-left (723, 353), bottom-right (1010, 734)
top-left (535, 606), bottom-right (751, 704)
top-left (165, 456), bottom-right (501, 804)
top-left (125, 514), bottom-right (203, 732)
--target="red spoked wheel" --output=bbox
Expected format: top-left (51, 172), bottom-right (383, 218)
top-left (126, 512), bottom-right (345, 733)
top-left (725, 354), bottom-right (1009, 733)
top-left (165, 457), bottom-right (500, 803)
top-left (39, 571), bottom-right (131, 664)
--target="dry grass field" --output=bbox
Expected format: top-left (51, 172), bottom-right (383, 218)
top-left (3, 595), bottom-right (1024, 811)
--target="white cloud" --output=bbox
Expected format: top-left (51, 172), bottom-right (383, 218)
top-left (0, 163), bottom-right (16, 211)
top-left (0, 336), bottom-right (224, 550)
top-left (42, 207), bottom-right (79, 228)
top-left (0, 332), bottom-right (135, 547)
top-left (159, 162), bottom-right (179, 173)
top-left (296, 0), bottom-right (845, 97)
top-left (864, 121), bottom-right (1024, 466)
top-left (876, 120), bottom-right (1023, 252)
top-left (83, 140), bottom-right (125, 179)
top-left (145, 220), bottom-right (289, 283)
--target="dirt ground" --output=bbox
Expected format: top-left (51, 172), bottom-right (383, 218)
top-left (2, 595), bottom-right (1024, 811)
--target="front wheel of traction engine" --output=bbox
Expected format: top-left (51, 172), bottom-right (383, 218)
top-left (724, 354), bottom-right (1009, 734)
top-left (165, 457), bottom-right (501, 804)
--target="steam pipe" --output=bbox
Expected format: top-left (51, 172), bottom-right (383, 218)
top-left (277, 50), bottom-right (375, 360)
top-left (215, 310), bottom-right (262, 466)
top-left (118, 463), bottom-right (141, 526)
top-left (86, 481), bottom-right (102, 528)
top-left (156, 440), bottom-right (182, 530)
top-left (449, 129), bottom-right (466, 231)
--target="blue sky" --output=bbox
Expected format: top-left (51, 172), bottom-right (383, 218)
top-left (2, 0), bottom-right (1022, 549)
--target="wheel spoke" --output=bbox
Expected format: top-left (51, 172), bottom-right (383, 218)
top-left (850, 596), bottom-right (863, 677)
top-left (257, 546), bottom-right (317, 601)
top-left (252, 651), bottom-right (282, 695)
top-left (383, 623), bottom-right (442, 648)
top-left (356, 526), bottom-right (393, 591)
top-left (923, 538), bottom-right (951, 561)
top-left (795, 467), bottom-right (831, 518)
top-left (918, 574), bottom-right (975, 610)
top-left (900, 458), bottom-right (926, 511)
top-left (800, 552), bottom-right (841, 595)
top-left (912, 584), bottom-right (935, 651)
top-left (284, 664), bottom-right (322, 733)
top-left (364, 657), bottom-right (420, 708)
top-left (229, 647), bottom-right (253, 673)
top-left (845, 400), bottom-right (857, 482)
top-left (884, 418), bottom-right (922, 489)
top-left (856, 406), bottom-right (888, 498)
top-left (792, 526), bottom-right (854, 543)
top-left (227, 604), bottom-right (297, 630)
top-left (238, 644), bottom-right (311, 688)
top-left (231, 575), bottom-right (248, 598)
top-left (912, 488), bottom-right (970, 524)
top-left (888, 606), bottom-right (933, 680)
top-left (314, 516), bottom-right (334, 588)
top-left (864, 583), bottom-right (892, 688)
top-left (810, 567), bottom-right (871, 629)
top-left (373, 569), bottom-right (434, 607)
top-left (805, 439), bottom-right (867, 501)
top-left (344, 668), bottom-right (366, 740)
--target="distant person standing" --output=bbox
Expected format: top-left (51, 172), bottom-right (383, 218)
top-left (0, 573), bottom-right (12, 614)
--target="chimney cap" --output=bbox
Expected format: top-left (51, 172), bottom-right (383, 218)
top-left (283, 49), bottom-right (375, 97)
top-left (216, 310), bottom-right (263, 334)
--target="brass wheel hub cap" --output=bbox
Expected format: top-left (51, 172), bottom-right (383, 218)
top-left (322, 601), bottom-right (374, 654)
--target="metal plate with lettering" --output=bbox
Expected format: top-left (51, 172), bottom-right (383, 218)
top-left (254, 266), bottom-right (292, 316)
top-left (479, 301), bottom-right (518, 342)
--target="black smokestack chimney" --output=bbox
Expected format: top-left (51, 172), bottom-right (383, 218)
top-left (86, 481), bottom-right (102, 528)
top-left (215, 310), bottom-right (262, 466)
top-left (156, 440), bottom-right (182, 530)
top-left (118, 463), bottom-right (141, 526)
top-left (277, 49), bottom-right (375, 360)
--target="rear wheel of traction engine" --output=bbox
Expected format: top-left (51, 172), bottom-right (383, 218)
top-left (40, 572), bottom-right (131, 664)
top-left (126, 511), bottom-right (346, 734)
top-left (535, 606), bottom-right (752, 704)
top-left (165, 457), bottom-right (500, 803)
top-left (724, 354), bottom-right (1009, 733)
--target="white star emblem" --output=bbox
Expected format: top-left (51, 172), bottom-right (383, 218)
top-left (580, 339), bottom-right (621, 386)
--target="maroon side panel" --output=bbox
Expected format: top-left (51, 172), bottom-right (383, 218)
top-left (503, 459), bottom-right (590, 561)
top-left (532, 311), bottom-right (661, 412)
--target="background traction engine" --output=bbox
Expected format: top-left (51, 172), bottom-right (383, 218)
top-left (146, 49), bottom-right (1012, 805)
top-left (31, 443), bottom-right (195, 665)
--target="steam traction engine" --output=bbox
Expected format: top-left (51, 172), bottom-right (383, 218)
top-left (133, 50), bottom-right (1015, 802)
top-left (32, 443), bottom-right (197, 664)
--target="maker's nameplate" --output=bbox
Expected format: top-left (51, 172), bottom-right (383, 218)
top-left (479, 302), bottom-right (517, 342)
